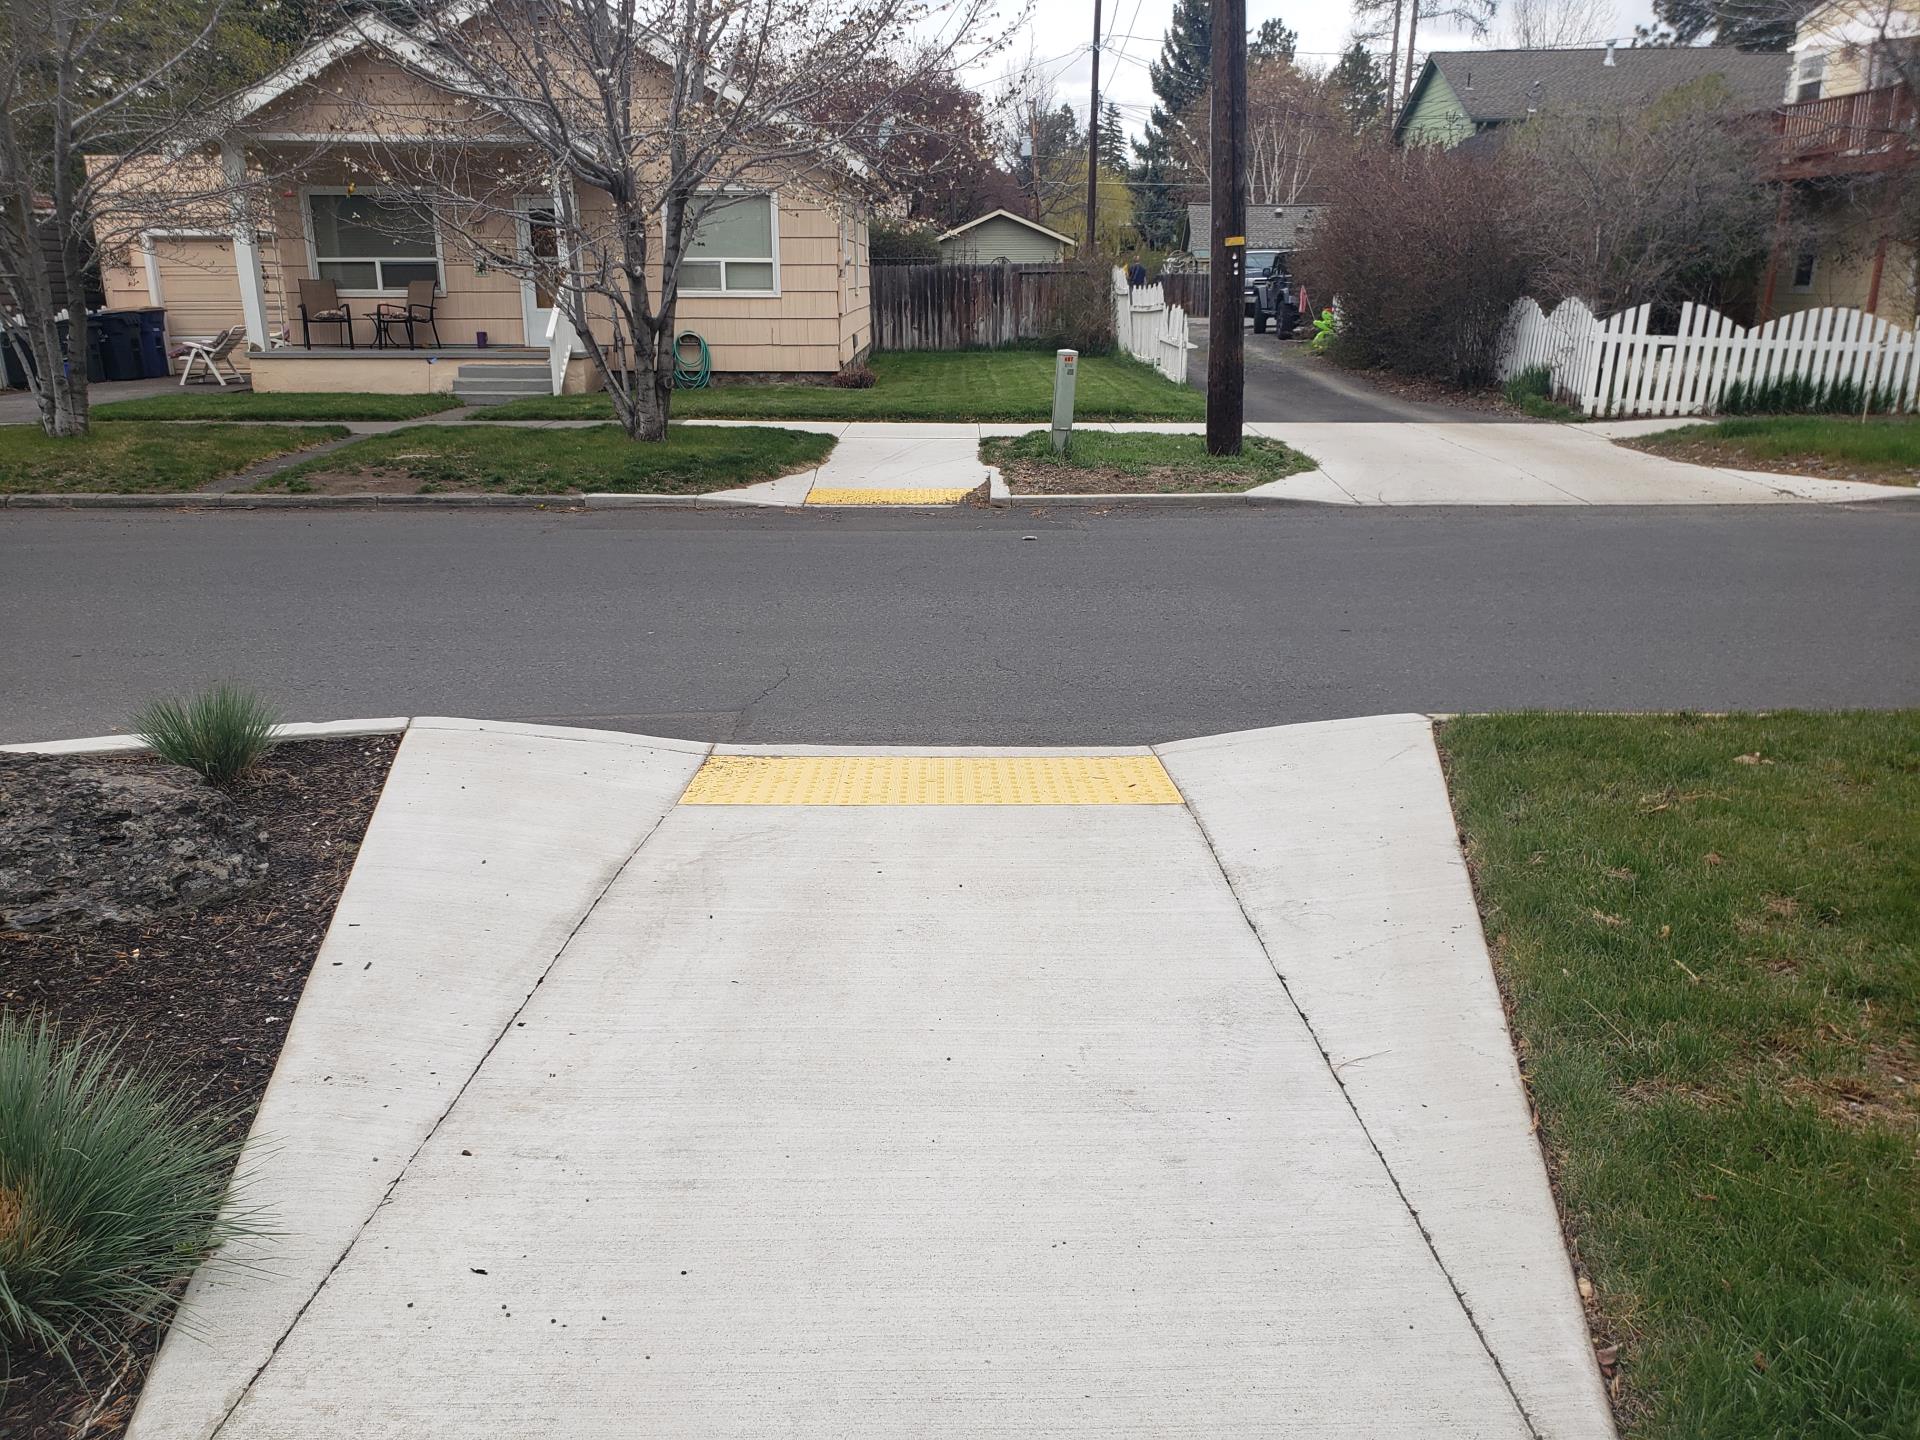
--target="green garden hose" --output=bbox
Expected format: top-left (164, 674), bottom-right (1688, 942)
top-left (673, 330), bottom-right (712, 389)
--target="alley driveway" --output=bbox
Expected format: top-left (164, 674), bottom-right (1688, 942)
top-left (1186, 316), bottom-right (1493, 422)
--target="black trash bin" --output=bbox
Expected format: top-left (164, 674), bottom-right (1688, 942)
top-left (94, 311), bottom-right (141, 381)
top-left (134, 308), bottom-right (169, 378)
top-left (2, 329), bottom-right (29, 389)
top-left (53, 317), bottom-right (108, 383)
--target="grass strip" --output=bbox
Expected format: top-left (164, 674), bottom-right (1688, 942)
top-left (264, 422), bottom-right (833, 494)
top-left (0, 421), bottom-right (351, 494)
top-left (1441, 712), bottom-right (1918, 1439)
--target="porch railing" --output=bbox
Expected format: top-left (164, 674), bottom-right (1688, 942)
top-left (545, 307), bottom-right (573, 396)
top-left (1773, 85), bottom-right (1916, 175)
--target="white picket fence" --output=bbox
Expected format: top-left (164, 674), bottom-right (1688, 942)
top-left (1113, 269), bottom-right (1190, 384)
top-left (1495, 297), bottom-right (1920, 417)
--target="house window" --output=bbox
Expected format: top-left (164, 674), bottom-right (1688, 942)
top-left (681, 194), bottom-right (777, 294)
top-left (307, 191), bottom-right (440, 292)
top-left (1791, 246), bottom-right (1818, 292)
top-left (1795, 51), bottom-right (1827, 103)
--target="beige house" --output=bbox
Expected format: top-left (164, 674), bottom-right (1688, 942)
top-left (935, 210), bottom-right (1075, 265)
top-left (1767, 1), bottom-right (1920, 324)
top-left (100, 11), bottom-right (872, 395)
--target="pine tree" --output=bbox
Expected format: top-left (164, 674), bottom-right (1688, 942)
top-left (1130, 0), bottom-right (1210, 249)
top-left (1330, 41), bottom-right (1390, 134)
top-left (1249, 17), bottom-right (1297, 63)
top-left (1098, 101), bottom-right (1127, 173)
top-left (1645, 0), bottom-right (1806, 49)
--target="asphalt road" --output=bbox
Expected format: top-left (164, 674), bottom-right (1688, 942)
top-left (1186, 316), bottom-right (1493, 422)
top-left (5, 505), bottom-right (1916, 745)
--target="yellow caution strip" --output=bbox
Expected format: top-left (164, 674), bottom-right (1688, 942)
top-left (680, 754), bottom-right (1183, 806)
top-left (805, 487), bottom-right (977, 506)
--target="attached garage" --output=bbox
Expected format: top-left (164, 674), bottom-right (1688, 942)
top-left (100, 231), bottom-right (284, 372)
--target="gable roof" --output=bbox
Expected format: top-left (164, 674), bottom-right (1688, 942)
top-left (1394, 46), bottom-right (1787, 140)
top-left (936, 209), bottom-right (1076, 247)
top-left (1185, 203), bottom-right (1323, 251)
top-left (222, 3), bottom-right (868, 177)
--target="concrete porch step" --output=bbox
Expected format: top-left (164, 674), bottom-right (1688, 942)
top-left (456, 363), bottom-right (549, 380)
top-left (453, 379), bottom-right (550, 402)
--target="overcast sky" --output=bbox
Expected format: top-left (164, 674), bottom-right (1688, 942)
top-left (971, 0), bottom-right (1666, 137)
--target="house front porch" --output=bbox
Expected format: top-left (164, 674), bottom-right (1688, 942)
top-left (248, 344), bottom-right (602, 397)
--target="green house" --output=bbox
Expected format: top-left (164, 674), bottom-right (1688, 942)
top-left (1394, 46), bottom-right (1787, 148)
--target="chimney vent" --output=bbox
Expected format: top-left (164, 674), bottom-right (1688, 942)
top-left (1604, 39), bottom-right (1618, 66)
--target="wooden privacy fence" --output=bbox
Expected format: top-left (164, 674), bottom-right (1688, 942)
top-left (1154, 272), bottom-right (1211, 317)
top-left (1496, 296), bottom-right (1920, 416)
top-left (871, 262), bottom-right (1071, 350)
top-left (1111, 269), bottom-right (1190, 384)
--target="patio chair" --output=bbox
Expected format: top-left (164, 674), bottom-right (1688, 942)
top-left (374, 279), bottom-right (442, 350)
top-left (173, 326), bottom-right (247, 386)
top-left (297, 278), bottom-right (354, 349)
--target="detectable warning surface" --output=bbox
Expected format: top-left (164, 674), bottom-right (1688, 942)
top-left (803, 487), bottom-right (978, 506)
top-left (678, 754), bottom-right (1183, 806)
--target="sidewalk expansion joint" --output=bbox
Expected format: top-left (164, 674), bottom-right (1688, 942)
top-left (203, 741), bottom-right (710, 1438)
top-left (1163, 753), bottom-right (1547, 1440)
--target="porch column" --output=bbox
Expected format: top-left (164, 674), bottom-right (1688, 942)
top-left (221, 137), bottom-right (273, 349)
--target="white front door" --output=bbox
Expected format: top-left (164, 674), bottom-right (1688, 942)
top-left (516, 200), bottom-right (560, 345)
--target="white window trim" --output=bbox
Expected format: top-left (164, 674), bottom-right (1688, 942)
top-left (301, 186), bottom-right (445, 299)
top-left (675, 190), bottom-right (781, 299)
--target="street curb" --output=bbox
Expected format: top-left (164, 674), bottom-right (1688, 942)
top-left (995, 491), bottom-right (1318, 507)
top-left (0, 493), bottom-right (584, 510)
top-left (2, 716), bottom-right (412, 756)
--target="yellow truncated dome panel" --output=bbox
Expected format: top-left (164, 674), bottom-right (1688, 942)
top-left (804, 487), bottom-right (979, 506)
top-left (679, 754), bottom-right (1183, 806)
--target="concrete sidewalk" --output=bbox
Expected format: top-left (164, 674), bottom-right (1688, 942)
top-left (684, 419), bottom-right (1910, 507)
top-left (109, 714), bottom-right (1613, 1440)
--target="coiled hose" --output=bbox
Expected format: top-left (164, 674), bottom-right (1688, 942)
top-left (673, 330), bottom-right (712, 389)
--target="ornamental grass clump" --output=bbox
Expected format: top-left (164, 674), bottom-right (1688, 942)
top-left (132, 684), bottom-right (279, 786)
top-left (0, 1015), bottom-right (255, 1359)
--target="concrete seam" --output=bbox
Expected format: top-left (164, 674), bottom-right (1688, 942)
top-left (1157, 740), bottom-right (1546, 1440)
top-left (202, 737), bottom-right (713, 1439)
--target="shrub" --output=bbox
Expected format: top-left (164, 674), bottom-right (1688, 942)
top-left (1298, 143), bottom-right (1536, 387)
top-left (829, 362), bottom-right (878, 389)
top-left (1502, 364), bottom-right (1583, 419)
top-left (0, 1016), bottom-right (254, 1359)
top-left (1037, 256), bottom-right (1117, 357)
top-left (868, 219), bottom-right (940, 264)
top-left (132, 684), bottom-right (279, 786)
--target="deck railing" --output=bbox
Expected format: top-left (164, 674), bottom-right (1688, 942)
top-left (1773, 85), bottom-right (1915, 173)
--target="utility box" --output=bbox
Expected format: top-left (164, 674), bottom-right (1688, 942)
top-left (1050, 348), bottom-right (1078, 454)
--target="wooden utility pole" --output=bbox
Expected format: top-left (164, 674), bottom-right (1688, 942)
top-left (1086, 0), bottom-right (1102, 249)
top-left (1206, 0), bottom-right (1246, 454)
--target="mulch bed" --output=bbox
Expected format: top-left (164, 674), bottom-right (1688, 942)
top-left (1620, 434), bottom-right (1919, 487)
top-left (1002, 466), bottom-right (1257, 495)
top-left (0, 735), bottom-right (398, 1440)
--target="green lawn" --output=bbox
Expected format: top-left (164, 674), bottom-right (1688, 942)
top-left (981, 430), bottom-right (1312, 494)
top-left (264, 423), bottom-right (833, 495)
top-left (91, 391), bottom-right (465, 421)
top-left (474, 350), bottom-right (1206, 422)
top-left (1442, 712), bottom-right (1918, 1439)
top-left (0, 421), bottom-right (351, 494)
top-left (1633, 416), bottom-right (1920, 485)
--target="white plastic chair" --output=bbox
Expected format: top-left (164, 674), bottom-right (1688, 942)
top-left (175, 326), bottom-right (246, 386)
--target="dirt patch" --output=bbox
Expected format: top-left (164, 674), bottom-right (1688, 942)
top-left (1620, 435), bottom-right (1919, 487)
top-left (0, 735), bottom-right (397, 1440)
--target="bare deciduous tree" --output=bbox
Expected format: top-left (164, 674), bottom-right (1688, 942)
top-left (1505, 0), bottom-right (1618, 48)
top-left (343, 0), bottom-right (1005, 442)
top-left (0, 0), bottom-right (282, 436)
top-left (1512, 76), bottom-right (1778, 310)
